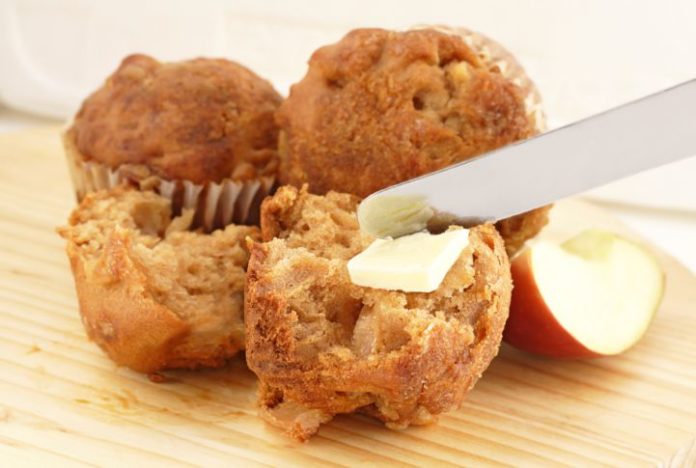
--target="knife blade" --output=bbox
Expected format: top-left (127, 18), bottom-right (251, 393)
top-left (358, 78), bottom-right (696, 238)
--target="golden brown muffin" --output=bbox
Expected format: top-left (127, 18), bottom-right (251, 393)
top-left (276, 28), bottom-right (549, 255)
top-left (65, 54), bottom-right (282, 228)
top-left (71, 54), bottom-right (281, 184)
top-left (58, 187), bottom-right (259, 374)
top-left (245, 186), bottom-right (512, 440)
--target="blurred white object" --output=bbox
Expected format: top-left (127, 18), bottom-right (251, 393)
top-left (0, 0), bottom-right (343, 118)
top-left (585, 158), bottom-right (696, 212)
top-left (0, 0), bottom-right (227, 118)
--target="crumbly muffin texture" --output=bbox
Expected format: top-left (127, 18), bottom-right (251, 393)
top-left (245, 186), bottom-right (512, 440)
top-left (70, 54), bottom-right (282, 184)
top-left (58, 188), bottom-right (260, 373)
top-left (277, 28), bottom-right (549, 256)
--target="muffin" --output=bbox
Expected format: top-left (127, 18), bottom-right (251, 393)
top-left (64, 54), bottom-right (283, 230)
top-left (245, 185), bottom-right (512, 440)
top-left (276, 27), bottom-right (549, 255)
top-left (58, 187), bottom-right (259, 374)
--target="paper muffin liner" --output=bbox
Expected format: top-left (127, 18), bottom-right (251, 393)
top-left (411, 25), bottom-right (547, 133)
top-left (62, 130), bottom-right (275, 231)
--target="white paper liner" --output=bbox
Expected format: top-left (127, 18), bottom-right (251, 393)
top-left (63, 131), bottom-right (275, 231)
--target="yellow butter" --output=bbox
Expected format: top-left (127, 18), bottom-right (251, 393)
top-left (347, 228), bottom-right (469, 293)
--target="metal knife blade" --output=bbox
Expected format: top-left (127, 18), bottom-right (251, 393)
top-left (358, 78), bottom-right (696, 238)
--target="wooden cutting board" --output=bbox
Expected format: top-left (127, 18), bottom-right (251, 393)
top-left (1, 127), bottom-right (694, 467)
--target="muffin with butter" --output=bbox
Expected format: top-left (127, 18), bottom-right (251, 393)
top-left (245, 185), bottom-right (512, 441)
top-left (276, 27), bottom-right (548, 255)
top-left (64, 54), bottom-right (282, 229)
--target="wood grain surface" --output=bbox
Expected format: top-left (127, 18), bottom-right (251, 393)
top-left (0, 127), bottom-right (694, 467)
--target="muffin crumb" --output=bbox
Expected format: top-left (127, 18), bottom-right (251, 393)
top-left (245, 185), bottom-right (512, 440)
top-left (58, 187), bottom-right (259, 373)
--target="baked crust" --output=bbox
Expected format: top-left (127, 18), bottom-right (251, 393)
top-left (69, 54), bottom-right (282, 184)
top-left (277, 28), bottom-right (549, 255)
top-left (433, 25), bottom-right (551, 256)
top-left (245, 186), bottom-right (512, 440)
top-left (58, 188), bottom-right (259, 373)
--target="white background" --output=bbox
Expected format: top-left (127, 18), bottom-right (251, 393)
top-left (1, 0), bottom-right (694, 271)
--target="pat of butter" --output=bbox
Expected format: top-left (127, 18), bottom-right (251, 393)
top-left (347, 228), bottom-right (469, 293)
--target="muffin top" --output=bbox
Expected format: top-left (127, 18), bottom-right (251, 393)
top-left (70, 54), bottom-right (283, 184)
top-left (276, 28), bottom-right (537, 197)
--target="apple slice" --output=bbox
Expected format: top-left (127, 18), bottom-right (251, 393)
top-left (504, 229), bottom-right (664, 358)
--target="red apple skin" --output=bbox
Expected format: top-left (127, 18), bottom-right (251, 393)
top-left (504, 249), bottom-right (603, 359)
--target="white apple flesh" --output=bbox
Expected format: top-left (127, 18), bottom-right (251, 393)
top-left (504, 229), bottom-right (665, 358)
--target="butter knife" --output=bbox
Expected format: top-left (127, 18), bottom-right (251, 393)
top-left (358, 78), bottom-right (696, 238)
